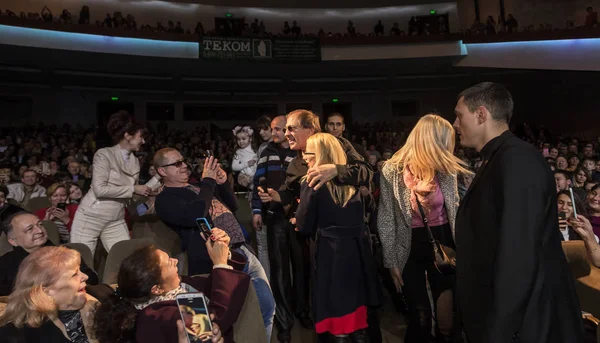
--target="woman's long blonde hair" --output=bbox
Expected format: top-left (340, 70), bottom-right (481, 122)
top-left (386, 114), bottom-right (472, 182)
top-left (304, 133), bottom-right (356, 206)
top-left (0, 246), bottom-right (80, 328)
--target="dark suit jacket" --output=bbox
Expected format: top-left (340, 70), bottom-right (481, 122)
top-left (455, 131), bottom-right (583, 343)
top-left (135, 269), bottom-right (250, 343)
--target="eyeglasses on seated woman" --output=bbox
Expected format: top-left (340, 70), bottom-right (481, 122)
top-left (0, 246), bottom-right (97, 343)
top-left (92, 229), bottom-right (250, 343)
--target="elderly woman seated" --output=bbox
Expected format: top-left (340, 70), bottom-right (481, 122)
top-left (92, 228), bottom-right (249, 343)
top-left (0, 246), bottom-right (98, 342)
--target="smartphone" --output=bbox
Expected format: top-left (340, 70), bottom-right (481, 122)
top-left (176, 293), bottom-right (213, 342)
top-left (57, 203), bottom-right (66, 210)
top-left (569, 187), bottom-right (578, 219)
top-left (558, 211), bottom-right (567, 221)
top-left (195, 218), bottom-right (212, 239)
top-left (258, 177), bottom-right (268, 192)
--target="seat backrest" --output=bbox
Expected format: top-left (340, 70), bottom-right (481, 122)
top-left (26, 197), bottom-right (51, 213)
top-left (233, 282), bottom-right (268, 343)
top-left (102, 238), bottom-right (153, 284)
top-left (562, 241), bottom-right (592, 278)
top-left (63, 243), bottom-right (94, 272)
top-left (0, 232), bottom-right (13, 256)
top-left (131, 215), bottom-right (182, 257)
top-left (41, 220), bottom-right (60, 246)
top-left (562, 241), bottom-right (600, 317)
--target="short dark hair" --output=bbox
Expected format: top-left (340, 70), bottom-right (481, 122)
top-left (326, 112), bottom-right (345, 123)
top-left (107, 110), bottom-right (146, 143)
top-left (1, 210), bottom-right (29, 236)
top-left (92, 244), bottom-right (161, 343)
top-left (458, 82), bottom-right (514, 124)
top-left (554, 169), bottom-right (571, 180)
top-left (256, 115), bottom-right (272, 130)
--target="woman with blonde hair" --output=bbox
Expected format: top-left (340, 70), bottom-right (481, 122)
top-left (296, 133), bottom-right (382, 343)
top-left (378, 114), bottom-right (471, 343)
top-left (0, 246), bottom-right (98, 342)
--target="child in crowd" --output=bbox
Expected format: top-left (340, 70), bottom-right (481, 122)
top-left (231, 126), bottom-right (257, 189)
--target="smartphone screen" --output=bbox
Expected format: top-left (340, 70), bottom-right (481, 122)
top-left (195, 218), bottom-right (212, 238)
top-left (176, 293), bottom-right (213, 342)
top-left (57, 203), bottom-right (66, 210)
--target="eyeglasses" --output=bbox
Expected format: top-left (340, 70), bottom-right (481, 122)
top-left (161, 159), bottom-right (186, 168)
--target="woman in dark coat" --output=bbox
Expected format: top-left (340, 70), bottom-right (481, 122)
top-left (296, 133), bottom-right (382, 343)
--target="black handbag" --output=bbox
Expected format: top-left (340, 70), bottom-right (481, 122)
top-left (415, 197), bottom-right (456, 275)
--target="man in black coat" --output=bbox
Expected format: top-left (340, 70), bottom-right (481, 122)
top-left (453, 82), bottom-right (583, 342)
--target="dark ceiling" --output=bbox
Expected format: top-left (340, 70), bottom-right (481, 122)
top-left (164, 0), bottom-right (454, 9)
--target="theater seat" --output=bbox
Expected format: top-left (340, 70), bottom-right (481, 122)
top-left (26, 197), bottom-right (50, 213)
top-left (562, 241), bottom-right (600, 317)
top-left (0, 232), bottom-right (12, 256)
top-left (41, 220), bottom-right (60, 246)
top-left (63, 243), bottom-right (94, 273)
top-left (131, 215), bottom-right (187, 275)
top-left (232, 281), bottom-right (268, 343)
top-left (102, 238), bottom-right (153, 284)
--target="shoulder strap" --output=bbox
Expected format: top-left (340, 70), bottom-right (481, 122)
top-left (415, 196), bottom-right (435, 243)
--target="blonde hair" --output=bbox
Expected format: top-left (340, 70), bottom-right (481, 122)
top-left (304, 133), bottom-right (356, 207)
top-left (0, 246), bottom-right (80, 328)
top-left (386, 114), bottom-right (472, 182)
top-left (287, 109), bottom-right (322, 133)
top-left (46, 183), bottom-right (67, 197)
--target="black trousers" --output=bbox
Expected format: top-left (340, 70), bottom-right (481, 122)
top-left (266, 212), bottom-right (311, 341)
top-left (402, 223), bottom-right (455, 343)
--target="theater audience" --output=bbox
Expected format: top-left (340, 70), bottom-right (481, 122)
top-left (0, 246), bottom-right (98, 343)
top-left (92, 239), bottom-right (243, 343)
top-left (0, 211), bottom-right (99, 296)
top-left (7, 169), bottom-right (46, 209)
top-left (557, 190), bottom-right (587, 241)
top-left (0, 184), bottom-right (22, 220)
top-left (35, 183), bottom-right (78, 243)
top-left (67, 182), bottom-right (84, 204)
top-left (587, 184), bottom-right (600, 237)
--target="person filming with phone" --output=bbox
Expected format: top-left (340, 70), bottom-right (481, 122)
top-left (93, 232), bottom-right (245, 343)
top-left (153, 148), bottom-right (275, 341)
top-left (34, 183), bottom-right (78, 244)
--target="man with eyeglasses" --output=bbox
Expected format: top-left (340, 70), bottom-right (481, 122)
top-left (0, 211), bottom-right (99, 296)
top-left (153, 148), bottom-right (276, 341)
top-left (258, 109), bottom-right (378, 342)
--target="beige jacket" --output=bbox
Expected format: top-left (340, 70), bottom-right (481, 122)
top-left (6, 183), bottom-right (46, 204)
top-left (78, 145), bottom-right (159, 221)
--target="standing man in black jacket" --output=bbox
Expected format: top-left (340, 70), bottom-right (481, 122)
top-left (252, 115), bottom-right (299, 343)
top-left (259, 109), bottom-right (379, 342)
top-left (453, 82), bottom-right (583, 343)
